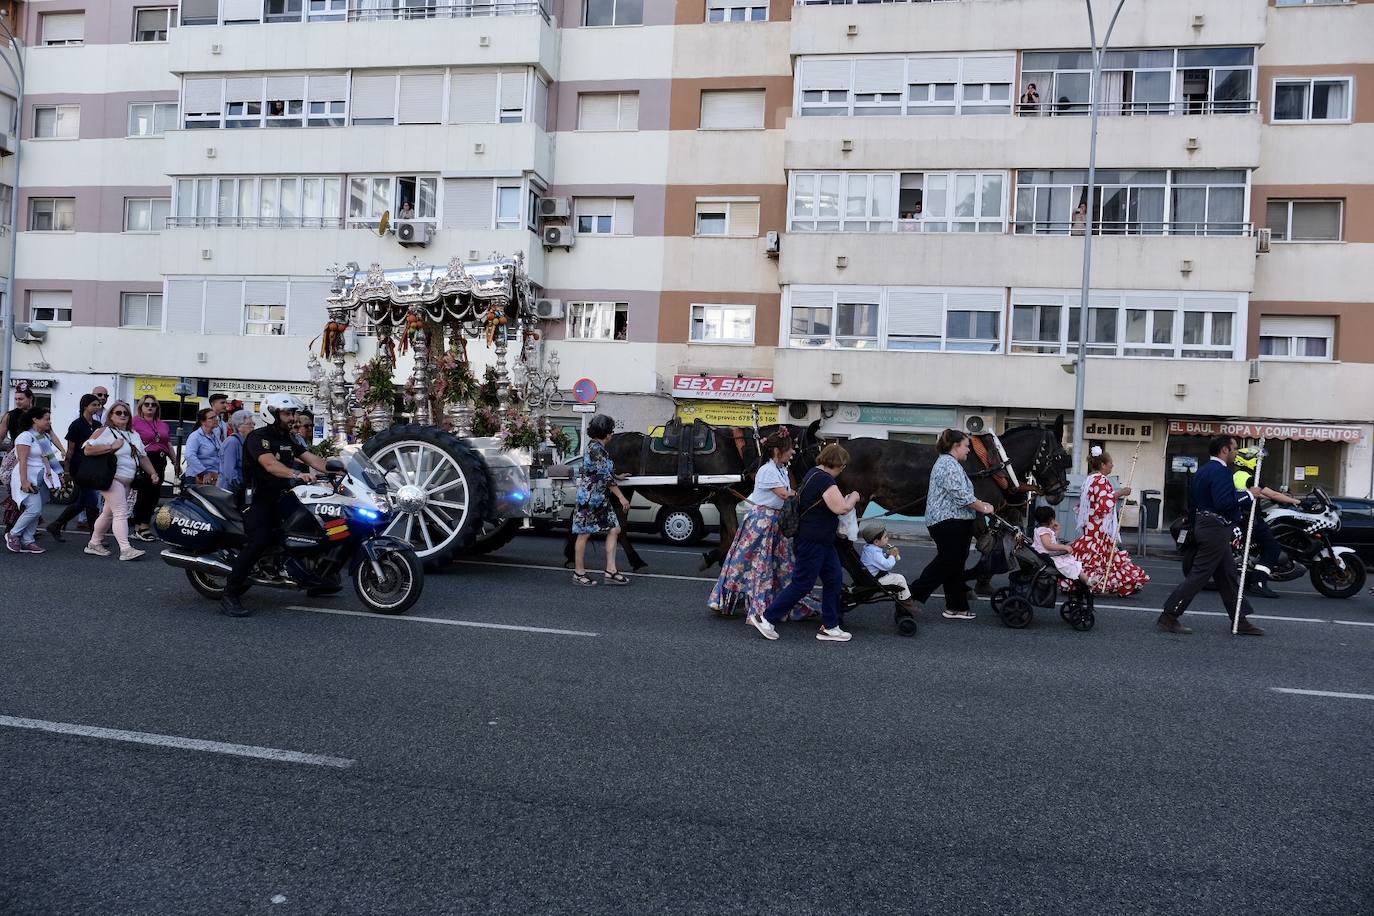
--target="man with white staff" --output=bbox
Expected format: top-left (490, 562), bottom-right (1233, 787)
top-left (1232, 446), bottom-right (1301, 599)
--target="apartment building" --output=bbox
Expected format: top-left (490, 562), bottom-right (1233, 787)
top-left (6, 0), bottom-right (1373, 521)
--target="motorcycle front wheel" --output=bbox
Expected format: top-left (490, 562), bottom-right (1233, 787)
top-left (1311, 553), bottom-right (1366, 599)
top-left (354, 549), bottom-right (424, 615)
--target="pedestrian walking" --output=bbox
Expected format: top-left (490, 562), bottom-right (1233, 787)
top-left (182, 408), bottom-right (223, 487)
top-left (907, 429), bottom-right (995, 620)
top-left (748, 443), bottom-right (860, 643)
top-left (131, 395), bottom-right (174, 541)
top-left (1158, 435), bottom-right (1265, 636)
top-left (83, 401), bottom-right (161, 561)
top-left (219, 409), bottom-right (255, 503)
top-left (46, 393), bottom-right (104, 541)
top-left (1070, 447), bottom-right (1149, 596)
top-left (90, 385), bottom-right (110, 424)
top-left (571, 414), bottom-right (632, 586)
top-left (0, 381), bottom-right (35, 445)
top-left (6, 407), bottom-right (63, 555)
top-left (209, 393), bottom-right (231, 443)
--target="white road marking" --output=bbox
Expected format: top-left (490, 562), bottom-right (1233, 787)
top-left (1269, 688), bottom-right (1374, 701)
top-left (1333, 619), bottom-right (1374, 628)
top-left (459, 558), bottom-right (717, 583)
top-left (286, 605), bottom-right (600, 637)
top-left (0, 715), bottom-right (354, 768)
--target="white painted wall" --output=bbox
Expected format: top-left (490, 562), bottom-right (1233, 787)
top-left (1255, 126), bottom-right (1374, 185)
top-left (671, 23), bottom-right (793, 78)
top-left (1261, 4), bottom-right (1374, 66)
top-left (542, 237), bottom-right (665, 291)
top-left (11, 327), bottom-right (319, 382)
top-left (553, 132), bottom-right (671, 185)
top-left (1253, 244), bottom-right (1374, 303)
top-left (669, 130), bottom-right (786, 185)
top-left (660, 237), bottom-right (780, 294)
top-left (545, 340), bottom-right (659, 394)
top-left (22, 138), bottom-right (175, 189)
top-left (557, 27), bottom-right (674, 81)
top-left (18, 233), bottom-right (163, 283)
top-left (25, 45), bottom-right (178, 94)
top-left (1248, 361), bottom-right (1374, 426)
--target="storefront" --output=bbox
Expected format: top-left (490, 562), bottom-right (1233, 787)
top-left (819, 404), bottom-right (958, 444)
top-left (667, 374), bottom-right (778, 431)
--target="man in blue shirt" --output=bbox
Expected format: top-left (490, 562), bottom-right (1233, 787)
top-left (1159, 435), bottom-right (1265, 636)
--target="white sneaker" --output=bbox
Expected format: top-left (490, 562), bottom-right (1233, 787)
top-left (817, 625), bottom-right (852, 642)
top-left (84, 543), bottom-right (112, 557)
top-left (748, 614), bottom-right (779, 641)
top-left (119, 547), bottom-right (146, 562)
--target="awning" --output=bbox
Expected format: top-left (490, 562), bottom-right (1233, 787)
top-left (1168, 420), bottom-right (1363, 444)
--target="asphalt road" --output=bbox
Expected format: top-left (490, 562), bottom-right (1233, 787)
top-left (2, 526), bottom-right (1371, 916)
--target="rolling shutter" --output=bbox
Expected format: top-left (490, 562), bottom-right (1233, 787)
top-left (1259, 315), bottom-right (1333, 338)
top-left (789, 289), bottom-right (835, 309)
top-left (727, 201), bottom-right (760, 237)
top-left (907, 56), bottom-right (960, 84)
top-left (165, 280), bottom-right (205, 334)
top-left (225, 77), bottom-right (263, 104)
top-left (221, 0), bottom-right (263, 22)
top-left (288, 280), bottom-right (334, 338)
top-left (577, 93), bottom-right (619, 131)
top-left (442, 179), bottom-right (491, 230)
top-left (947, 291), bottom-right (1004, 312)
top-left (448, 70), bottom-right (497, 124)
top-left (398, 72), bottom-right (444, 124)
top-left (533, 75), bottom-right (549, 129)
top-left (266, 75), bottom-right (306, 101)
top-left (204, 280), bottom-right (244, 336)
top-left (184, 79), bottom-right (223, 114)
top-left (1183, 295), bottom-right (1239, 313)
top-left (798, 59), bottom-right (852, 91)
top-left (885, 290), bottom-right (945, 340)
top-left (853, 59), bottom-right (905, 95)
top-left (700, 90), bottom-right (765, 129)
top-left (308, 74), bottom-right (348, 103)
top-left (499, 69), bottom-right (527, 116)
top-left (244, 280), bottom-right (288, 306)
top-left (351, 74), bottom-right (398, 121)
top-left (180, 0), bottom-right (219, 24)
top-left (614, 198), bottom-right (635, 234)
top-left (41, 13), bottom-right (84, 43)
top-left (960, 55), bottom-right (1016, 84)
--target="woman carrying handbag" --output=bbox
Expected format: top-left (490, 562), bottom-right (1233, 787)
top-left (82, 400), bottom-right (161, 561)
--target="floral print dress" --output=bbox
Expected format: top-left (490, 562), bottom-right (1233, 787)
top-left (1069, 473), bottom-right (1149, 596)
top-left (572, 440), bottom-right (617, 535)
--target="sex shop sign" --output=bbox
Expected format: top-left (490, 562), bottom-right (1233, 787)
top-left (671, 374), bottom-right (775, 402)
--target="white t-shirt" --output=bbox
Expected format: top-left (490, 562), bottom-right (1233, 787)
top-left (750, 460), bottom-right (790, 509)
top-left (14, 431), bottom-right (51, 486)
top-left (87, 428), bottom-right (147, 481)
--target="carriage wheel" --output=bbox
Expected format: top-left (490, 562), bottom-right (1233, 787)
top-left (998, 595), bottom-right (1033, 629)
top-left (364, 424), bottom-right (492, 570)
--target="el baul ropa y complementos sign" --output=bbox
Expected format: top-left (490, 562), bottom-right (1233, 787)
top-left (671, 374), bottom-right (775, 402)
top-left (1168, 420), bottom-right (1364, 444)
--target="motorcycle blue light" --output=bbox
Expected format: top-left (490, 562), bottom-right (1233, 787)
top-left (355, 508), bottom-right (380, 520)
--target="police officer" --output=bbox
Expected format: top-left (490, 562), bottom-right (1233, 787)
top-left (220, 393), bottom-right (329, 617)
top-left (1158, 435), bottom-right (1265, 636)
top-left (1232, 446), bottom-right (1301, 599)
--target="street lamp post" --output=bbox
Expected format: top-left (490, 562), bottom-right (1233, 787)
top-left (1071, 0), bottom-right (1129, 472)
top-left (0, 9), bottom-right (23, 413)
top-left (173, 380), bottom-right (194, 481)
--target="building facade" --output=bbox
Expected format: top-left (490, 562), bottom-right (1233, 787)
top-left (6, 0), bottom-right (1373, 521)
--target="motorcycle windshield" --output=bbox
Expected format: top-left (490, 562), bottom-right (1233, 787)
top-left (347, 452), bottom-right (391, 494)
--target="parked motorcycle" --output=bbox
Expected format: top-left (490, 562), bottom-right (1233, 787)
top-left (154, 451), bottom-right (423, 615)
top-left (1170, 487), bottom-right (1367, 599)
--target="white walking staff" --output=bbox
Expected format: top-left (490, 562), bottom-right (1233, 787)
top-left (1233, 438), bottom-right (1266, 636)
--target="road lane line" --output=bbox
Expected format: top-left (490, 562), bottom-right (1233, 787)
top-left (1333, 619), bottom-right (1374, 628)
top-left (0, 715), bottom-right (354, 768)
top-left (458, 559), bottom-right (717, 583)
top-left (1269, 688), bottom-right (1374, 701)
top-left (286, 605), bottom-right (600, 637)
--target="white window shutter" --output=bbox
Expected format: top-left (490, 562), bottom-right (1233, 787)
top-left (288, 280), bottom-right (334, 338)
top-left (907, 56), bottom-right (960, 84)
top-left (221, 0), bottom-right (262, 22)
top-left (1182, 295), bottom-right (1239, 313)
top-left (499, 69), bottom-right (527, 113)
top-left (244, 280), bottom-right (288, 306)
top-left (946, 291), bottom-right (1004, 312)
top-left (165, 280), bottom-right (205, 334)
top-left (799, 59), bottom-right (852, 91)
top-left (533, 76), bottom-right (549, 129)
top-left (853, 59), bottom-right (905, 95)
top-left (266, 76), bottom-right (306, 100)
top-left (180, 0), bottom-right (219, 22)
top-left (789, 289), bottom-right (835, 309)
top-left (619, 92), bottom-right (639, 129)
top-left (42, 13), bottom-right (84, 42)
top-left (701, 90), bottom-right (765, 129)
top-left (442, 178), bottom-right (492, 230)
top-left (308, 74), bottom-right (348, 102)
top-left (448, 71), bottom-right (498, 124)
top-left (351, 74), bottom-right (398, 120)
top-left (728, 202), bottom-right (760, 237)
top-left (225, 77), bottom-right (264, 103)
top-left (577, 94), bottom-right (619, 131)
top-left (1259, 315), bottom-right (1333, 338)
top-left (184, 79), bottom-right (223, 113)
top-left (613, 198), bottom-right (634, 234)
top-left (886, 290), bottom-right (945, 338)
top-left (960, 55), bottom-right (1015, 84)
top-left (204, 281), bottom-right (244, 335)
top-left (30, 290), bottom-right (71, 315)
top-left (398, 73), bottom-right (444, 124)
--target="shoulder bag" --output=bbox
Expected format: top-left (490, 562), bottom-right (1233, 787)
top-left (779, 468), bottom-right (827, 538)
top-left (75, 432), bottom-right (119, 491)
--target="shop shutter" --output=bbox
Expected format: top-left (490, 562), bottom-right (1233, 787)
top-left (853, 59), bottom-right (905, 95)
top-left (180, 0), bottom-right (219, 24)
top-left (1259, 315), bottom-right (1334, 339)
top-left (398, 72), bottom-right (444, 124)
top-left (41, 12), bottom-right (84, 43)
top-left (225, 77), bottom-right (264, 104)
top-left (798, 59), bottom-right (852, 91)
top-left (443, 179), bottom-right (491, 230)
top-left (308, 74), bottom-right (348, 103)
top-left (221, 0), bottom-right (263, 22)
top-left (885, 290), bottom-right (945, 339)
top-left (165, 280), bottom-right (205, 334)
top-left (499, 69), bottom-right (527, 116)
top-left (448, 70), bottom-right (498, 124)
top-left (204, 280), bottom-right (244, 335)
top-left (266, 75), bottom-right (306, 101)
top-left (700, 90), bottom-right (765, 129)
top-left (577, 93), bottom-right (619, 131)
top-left (960, 55), bottom-right (1015, 85)
top-left (184, 79), bottom-right (224, 114)
top-left (288, 280), bottom-right (334, 338)
top-left (350, 74), bottom-right (398, 121)
top-left (727, 201), bottom-right (760, 237)
top-left (907, 56), bottom-right (960, 84)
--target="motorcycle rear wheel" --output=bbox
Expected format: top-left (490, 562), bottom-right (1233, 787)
top-left (354, 549), bottom-right (424, 615)
top-left (1311, 554), bottom-right (1366, 599)
top-left (186, 567), bottom-right (228, 601)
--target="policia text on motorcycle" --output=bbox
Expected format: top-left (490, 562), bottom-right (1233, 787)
top-left (1232, 446), bottom-right (1301, 599)
top-left (221, 394), bottom-right (329, 617)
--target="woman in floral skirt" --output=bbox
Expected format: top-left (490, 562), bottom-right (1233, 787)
top-left (708, 429), bottom-right (817, 622)
top-left (1070, 447), bottom-right (1149, 596)
top-left (571, 414), bottom-right (631, 586)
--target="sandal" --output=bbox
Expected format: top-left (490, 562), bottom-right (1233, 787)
top-left (571, 572), bottom-right (598, 586)
top-left (603, 571), bottom-right (631, 586)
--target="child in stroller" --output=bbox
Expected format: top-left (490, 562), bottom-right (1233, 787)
top-left (987, 511), bottom-right (1096, 631)
top-left (835, 531), bottom-right (919, 638)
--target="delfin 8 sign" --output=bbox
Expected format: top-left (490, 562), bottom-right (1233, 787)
top-left (671, 374), bottom-right (774, 402)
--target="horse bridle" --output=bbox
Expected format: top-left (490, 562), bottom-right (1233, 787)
top-left (1025, 429), bottom-right (1073, 500)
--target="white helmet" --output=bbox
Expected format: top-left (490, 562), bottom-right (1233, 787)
top-left (259, 392), bottom-right (306, 427)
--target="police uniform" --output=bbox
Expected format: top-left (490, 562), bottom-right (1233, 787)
top-left (224, 422), bottom-right (307, 597)
top-left (1233, 466), bottom-right (1282, 593)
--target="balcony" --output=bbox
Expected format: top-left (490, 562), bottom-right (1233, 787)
top-left (181, 1), bottom-right (550, 27)
top-left (1247, 361), bottom-right (1374, 425)
top-left (790, 0), bottom-right (1267, 56)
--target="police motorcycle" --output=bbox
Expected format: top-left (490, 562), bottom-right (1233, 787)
top-left (154, 449), bottom-right (424, 614)
top-left (1171, 487), bottom-right (1365, 599)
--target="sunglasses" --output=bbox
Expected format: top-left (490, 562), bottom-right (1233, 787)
top-left (95, 394), bottom-right (109, 400)
top-left (110, 411), bottom-right (129, 417)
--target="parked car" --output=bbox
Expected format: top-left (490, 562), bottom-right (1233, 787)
top-left (538, 456), bottom-right (720, 545)
top-left (1330, 496), bottom-right (1374, 561)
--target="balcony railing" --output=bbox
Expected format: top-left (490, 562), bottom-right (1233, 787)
top-left (1015, 100), bottom-right (1259, 117)
top-left (1011, 219), bottom-right (1253, 237)
top-left (167, 216), bottom-right (346, 229)
top-left (347, 1), bottom-right (551, 22)
top-left (183, 1), bottom-right (550, 27)
top-left (796, 0), bottom-right (967, 5)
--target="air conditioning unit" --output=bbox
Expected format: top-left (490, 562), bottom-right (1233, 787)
top-left (964, 414), bottom-right (991, 434)
top-left (534, 298), bottom-right (564, 320)
top-left (396, 220), bottom-right (433, 248)
top-left (539, 197), bottom-right (570, 219)
top-left (0, 133), bottom-right (14, 155)
top-left (1256, 227), bottom-right (1272, 254)
top-left (542, 225), bottom-right (574, 249)
top-left (765, 230), bottom-right (780, 256)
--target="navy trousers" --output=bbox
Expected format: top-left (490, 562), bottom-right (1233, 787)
top-left (763, 537), bottom-right (842, 629)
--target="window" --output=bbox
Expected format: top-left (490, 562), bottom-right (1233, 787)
top-left (574, 197), bottom-right (633, 235)
top-left (1168, 170), bottom-right (1247, 236)
top-left (1258, 316), bottom-right (1334, 361)
top-left (30, 290), bottom-right (73, 326)
top-left (41, 12), bottom-right (84, 46)
top-left (1014, 169), bottom-right (1167, 235)
top-left (265, 0), bottom-right (305, 23)
top-left (835, 297), bottom-right (880, 348)
top-left (125, 198), bottom-right (171, 232)
top-left (245, 305), bottom-right (287, 336)
top-left (796, 54), bottom-right (1015, 118)
top-left (788, 287), bottom-right (1004, 352)
top-left (121, 293), bottom-right (164, 329)
top-left (307, 74), bottom-right (348, 127)
top-left (0, 185), bottom-right (11, 228)
top-left (945, 309), bottom-right (1000, 352)
top-left (348, 175), bottom-right (435, 226)
top-left (584, 0), bottom-right (643, 27)
top-left (1019, 47), bottom-right (1253, 117)
top-left (1009, 290), bottom-right (1242, 360)
top-left (134, 7), bottom-right (176, 42)
top-left (0, 94), bottom-right (15, 135)
top-left (128, 102), bottom-right (177, 137)
top-left (700, 89), bottom-right (766, 130)
top-left (789, 171), bottom-right (1006, 233)
top-left (577, 92), bottom-right (639, 131)
top-left (695, 199), bottom-right (760, 237)
top-left (707, 0), bottom-right (767, 22)
top-left (1265, 199), bottom-right (1343, 242)
top-left (690, 304), bottom-right (755, 343)
top-left (309, 0), bottom-right (348, 21)
top-left (174, 176), bottom-right (341, 228)
top-left (1273, 78), bottom-right (1352, 123)
top-left (1276, 0), bottom-right (1355, 5)
top-left (567, 302), bottom-right (629, 341)
top-left (34, 105), bottom-right (79, 139)
top-left (496, 185), bottom-right (522, 230)
top-left (181, 0), bottom-right (220, 25)
top-left (29, 198), bottom-right (76, 232)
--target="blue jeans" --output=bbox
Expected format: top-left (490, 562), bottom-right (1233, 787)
top-left (763, 537), bottom-right (842, 629)
top-left (12, 482), bottom-right (48, 545)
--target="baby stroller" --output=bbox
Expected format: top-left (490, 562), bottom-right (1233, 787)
top-left (985, 515), bottom-right (1095, 631)
top-left (836, 536), bottom-right (918, 637)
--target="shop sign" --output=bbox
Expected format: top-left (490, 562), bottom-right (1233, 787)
top-left (837, 404), bottom-right (958, 427)
top-left (676, 401), bottom-right (781, 427)
top-left (671, 374), bottom-right (774, 402)
top-left (209, 379), bottom-right (316, 398)
top-left (10, 378), bottom-right (56, 390)
top-left (132, 376), bottom-right (183, 402)
top-left (1168, 419), bottom-right (1363, 444)
top-left (1085, 417), bottom-right (1155, 441)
